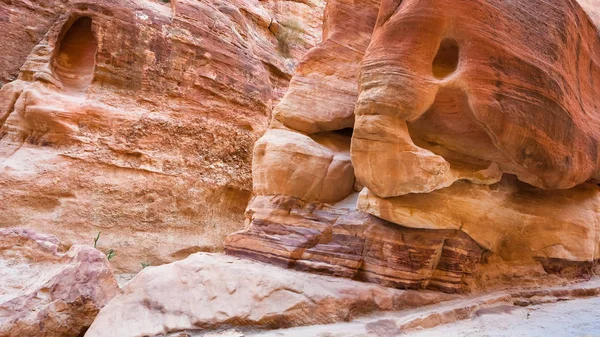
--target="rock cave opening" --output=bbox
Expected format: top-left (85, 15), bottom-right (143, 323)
top-left (52, 17), bottom-right (97, 92)
top-left (432, 38), bottom-right (459, 79)
top-left (332, 127), bottom-right (354, 138)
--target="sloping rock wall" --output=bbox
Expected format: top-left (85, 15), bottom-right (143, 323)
top-left (0, 0), bottom-right (324, 272)
top-left (84, 253), bottom-right (455, 337)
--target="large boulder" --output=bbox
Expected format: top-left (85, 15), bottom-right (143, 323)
top-left (84, 253), bottom-right (454, 337)
top-left (0, 228), bottom-right (119, 337)
top-left (359, 177), bottom-right (600, 265)
top-left (225, 195), bottom-right (485, 294)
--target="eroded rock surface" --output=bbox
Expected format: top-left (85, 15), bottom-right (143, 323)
top-left (84, 253), bottom-right (454, 337)
top-left (359, 176), bottom-right (600, 267)
top-left (353, 0), bottom-right (600, 196)
top-left (0, 0), bottom-right (324, 272)
top-left (352, 0), bottom-right (600, 269)
top-left (226, 195), bottom-right (485, 293)
top-left (251, 0), bottom-right (380, 203)
top-left (0, 228), bottom-right (119, 337)
top-left (227, 0), bottom-right (600, 292)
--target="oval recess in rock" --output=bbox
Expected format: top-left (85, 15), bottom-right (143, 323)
top-left (52, 17), bottom-right (97, 92)
top-left (432, 38), bottom-right (459, 79)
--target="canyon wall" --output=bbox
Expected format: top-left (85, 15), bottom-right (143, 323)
top-left (4, 0), bottom-right (600, 293)
top-left (226, 0), bottom-right (600, 293)
top-left (0, 0), bottom-right (324, 272)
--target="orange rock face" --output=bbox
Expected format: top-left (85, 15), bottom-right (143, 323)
top-left (353, 0), bottom-right (600, 266)
top-left (0, 0), bottom-right (324, 272)
top-left (226, 0), bottom-right (600, 292)
top-left (251, 0), bottom-right (380, 203)
top-left (354, 0), bottom-right (600, 195)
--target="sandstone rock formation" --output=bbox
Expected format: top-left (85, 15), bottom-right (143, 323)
top-left (0, 0), bottom-right (324, 272)
top-left (359, 177), bottom-right (600, 267)
top-left (0, 228), bottom-right (119, 337)
top-left (352, 0), bottom-right (600, 270)
top-left (251, 0), bottom-right (380, 204)
top-left (241, 279), bottom-right (600, 337)
top-left (226, 0), bottom-right (600, 292)
top-left (353, 0), bottom-right (600, 195)
top-left (84, 253), bottom-right (454, 337)
top-left (225, 195), bottom-right (485, 293)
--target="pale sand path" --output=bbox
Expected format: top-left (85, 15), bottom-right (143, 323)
top-left (404, 296), bottom-right (600, 337)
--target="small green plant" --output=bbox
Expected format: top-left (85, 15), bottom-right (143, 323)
top-left (93, 232), bottom-right (101, 248)
top-left (141, 261), bottom-right (150, 269)
top-left (94, 232), bottom-right (116, 261)
top-left (106, 249), bottom-right (116, 261)
top-left (160, 0), bottom-right (170, 3)
top-left (275, 19), bottom-right (304, 57)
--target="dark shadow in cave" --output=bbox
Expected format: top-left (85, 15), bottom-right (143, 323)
top-left (432, 38), bottom-right (459, 79)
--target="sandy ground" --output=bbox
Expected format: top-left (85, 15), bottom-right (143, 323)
top-left (406, 296), bottom-right (600, 337)
top-left (114, 273), bottom-right (136, 288)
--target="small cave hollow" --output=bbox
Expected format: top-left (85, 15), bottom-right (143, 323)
top-left (52, 17), bottom-right (98, 92)
top-left (432, 38), bottom-right (459, 79)
top-left (332, 127), bottom-right (354, 138)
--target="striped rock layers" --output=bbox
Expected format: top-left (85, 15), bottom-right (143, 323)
top-left (225, 195), bottom-right (485, 294)
top-left (226, 0), bottom-right (600, 293)
top-left (0, 0), bottom-right (324, 272)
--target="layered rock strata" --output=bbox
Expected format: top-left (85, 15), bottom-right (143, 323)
top-left (226, 0), bottom-right (600, 292)
top-left (225, 196), bottom-right (485, 293)
top-left (0, 0), bottom-right (324, 272)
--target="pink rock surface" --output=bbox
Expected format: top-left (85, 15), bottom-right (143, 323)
top-left (228, 0), bottom-right (600, 291)
top-left (85, 253), bottom-right (454, 337)
top-left (0, 228), bottom-right (119, 337)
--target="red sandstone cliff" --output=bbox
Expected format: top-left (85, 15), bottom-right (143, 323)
top-left (0, 0), bottom-right (324, 272)
top-left (226, 0), bottom-right (600, 293)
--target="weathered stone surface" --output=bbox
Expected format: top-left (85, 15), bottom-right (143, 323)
top-left (271, 0), bottom-right (380, 134)
top-left (0, 0), bottom-right (324, 272)
top-left (84, 253), bottom-right (455, 337)
top-left (252, 127), bottom-right (355, 203)
top-left (238, 279), bottom-right (600, 337)
top-left (358, 177), bottom-right (600, 266)
top-left (353, 0), bottom-right (600, 196)
top-left (0, 0), bottom-right (69, 85)
top-left (0, 228), bottom-right (119, 337)
top-left (250, 0), bottom-right (379, 204)
top-left (227, 0), bottom-right (600, 292)
top-left (225, 196), bottom-right (485, 293)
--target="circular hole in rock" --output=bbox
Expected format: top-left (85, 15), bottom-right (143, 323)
top-left (432, 38), bottom-right (459, 79)
top-left (52, 17), bottom-right (97, 91)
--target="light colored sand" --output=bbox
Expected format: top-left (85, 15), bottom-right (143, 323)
top-left (406, 296), bottom-right (600, 337)
top-left (333, 191), bottom-right (359, 209)
top-left (114, 273), bottom-right (136, 288)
